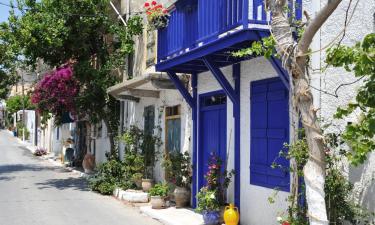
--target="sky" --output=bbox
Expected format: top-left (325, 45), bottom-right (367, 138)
top-left (0, 1), bottom-right (20, 23)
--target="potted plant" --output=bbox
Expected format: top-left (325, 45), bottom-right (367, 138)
top-left (197, 152), bottom-right (235, 224)
top-left (120, 126), bottom-right (161, 191)
top-left (196, 187), bottom-right (221, 225)
top-left (149, 183), bottom-right (170, 209)
top-left (82, 152), bottom-right (95, 173)
top-left (163, 151), bottom-right (192, 207)
top-left (144, 1), bottom-right (170, 31)
top-left (122, 146), bottom-right (145, 190)
top-left (205, 153), bottom-right (234, 206)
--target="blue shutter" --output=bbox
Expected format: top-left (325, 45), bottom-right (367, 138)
top-left (250, 78), bottom-right (290, 192)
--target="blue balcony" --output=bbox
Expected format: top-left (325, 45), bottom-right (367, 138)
top-left (156, 0), bottom-right (302, 73)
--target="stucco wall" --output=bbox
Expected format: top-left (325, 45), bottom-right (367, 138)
top-left (118, 89), bottom-right (189, 183)
top-left (307, 0), bottom-right (375, 217)
top-left (90, 121), bottom-right (111, 165)
top-left (197, 58), bottom-right (291, 225)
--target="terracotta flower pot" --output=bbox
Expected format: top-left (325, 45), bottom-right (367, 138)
top-left (150, 196), bottom-right (166, 209)
top-left (82, 153), bottom-right (95, 173)
top-left (142, 179), bottom-right (153, 192)
top-left (174, 186), bottom-right (190, 208)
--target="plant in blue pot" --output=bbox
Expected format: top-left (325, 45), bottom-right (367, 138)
top-left (196, 187), bottom-right (221, 225)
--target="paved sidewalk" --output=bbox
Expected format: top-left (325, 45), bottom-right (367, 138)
top-left (141, 206), bottom-right (205, 225)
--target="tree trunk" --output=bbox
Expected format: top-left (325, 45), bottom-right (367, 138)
top-left (265, 0), bottom-right (342, 224)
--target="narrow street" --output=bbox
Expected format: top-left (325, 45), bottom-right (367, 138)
top-left (0, 130), bottom-right (161, 225)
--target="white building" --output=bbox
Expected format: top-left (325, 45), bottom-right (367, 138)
top-left (153, 0), bottom-right (375, 224)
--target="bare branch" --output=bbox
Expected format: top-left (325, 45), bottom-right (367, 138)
top-left (298, 0), bottom-right (343, 55)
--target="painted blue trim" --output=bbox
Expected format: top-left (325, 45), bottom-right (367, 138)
top-left (192, 73), bottom-right (198, 208)
top-left (255, 31), bottom-right (290, 90)
top-left (198, 89), bottom-right (226, 98)
top-left (233, 63), bottom-right (241, 210)
top-left (242, 0), bottom-right (249, 27)
top-left (166, 71), bottom-right (194, 107)
top-left (156, 29), bottom-right (258, 72)
top-left (269, 56), bottom-right (290, 90)
top-left (200, 105), bottom-right (228, 112)
top-left (202, 57), bottom-right (238, 104)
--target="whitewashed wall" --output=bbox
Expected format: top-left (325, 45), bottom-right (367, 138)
top-left (307, 0), bottom-right (375, 217)
top-left (93, 121), bottom-right (111, 165)
top-left (197, 58), bottom-right (290, 225)
top-left (118, 89), bottom-right (189, 183)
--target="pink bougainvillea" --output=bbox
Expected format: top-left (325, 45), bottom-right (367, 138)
top-left (32, 66), bottom-right (79, 118)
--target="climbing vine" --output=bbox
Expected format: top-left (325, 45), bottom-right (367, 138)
top-left (327, 33), bottom-right (375, 166)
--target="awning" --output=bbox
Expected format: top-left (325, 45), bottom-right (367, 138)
top-left (107, 72), bottom-right (189, 99)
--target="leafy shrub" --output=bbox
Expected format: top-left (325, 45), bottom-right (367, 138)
top-left (88, 159), bottom-right (134, 195)
top-left (162, 151), bottom-right (192, 188)
top-left (196, 187), bottom-right (220, 213)
top-left (149, 183), bottom-right (169, 197)
top-left (119, 125), bottom-right (162, 180)
top-left (16, 122), bottom-right (30, 140)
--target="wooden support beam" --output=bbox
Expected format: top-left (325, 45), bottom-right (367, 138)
top-left (202, 57), bottom-right (238, 104)
top-left (166, 71), bottom-right (194, 108)
top-left (269, 56), bottom-right (290, 90)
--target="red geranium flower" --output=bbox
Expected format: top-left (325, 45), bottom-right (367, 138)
top-left (144, 2), bottom-right (150, 7)
top-left (151, 1), bottom-right (157, 5)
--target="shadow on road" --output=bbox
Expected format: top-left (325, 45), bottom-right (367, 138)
top-left (0, 164), bottom-right (67, 175)
top-left (35, 177), bottom-right (90, 192)
top-left (0, 176), bottom-right (15, 181)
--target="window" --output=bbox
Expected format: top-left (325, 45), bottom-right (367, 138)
top-left (201, 93), bottom-right (227, 107)
top-left (165, 105), bottom-right (181, 153)
top-left (250, 78), bottom-right (290, 192)
top-left (144, 105), bottom-right (155, 136)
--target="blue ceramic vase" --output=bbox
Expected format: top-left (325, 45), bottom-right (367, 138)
top-left (202, 211), bottom-right (221, 225)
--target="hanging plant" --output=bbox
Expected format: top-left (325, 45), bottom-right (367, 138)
top-left (31, 65), bottom-right (79, 124)
top-left (144, 1), bottom-right (170, 31)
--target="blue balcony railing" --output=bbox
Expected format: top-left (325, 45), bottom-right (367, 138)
top-left (158, 0), bottom-right (302, 63)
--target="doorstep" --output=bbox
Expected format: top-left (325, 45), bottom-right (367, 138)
top-left (140, 206), bottom-right (204, 225)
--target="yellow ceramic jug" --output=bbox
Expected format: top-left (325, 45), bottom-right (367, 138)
top-left (223, 203), bottom-right (240, 225)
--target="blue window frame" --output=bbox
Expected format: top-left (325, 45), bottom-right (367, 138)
top-left (250, 77), bottom-right (290, 192)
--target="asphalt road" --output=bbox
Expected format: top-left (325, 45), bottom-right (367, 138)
top-left (0, 130), bottom-right (161, 225)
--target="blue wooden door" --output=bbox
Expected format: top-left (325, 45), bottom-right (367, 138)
top-left (199, 92), bottom-right (227, 189)
top-left (250, 77), bottom-right (290, 191)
